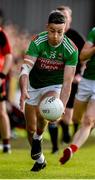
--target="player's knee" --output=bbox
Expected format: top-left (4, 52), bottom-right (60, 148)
top-left (0, 110), bottom-right (7, 119)
top-left (26, 125), bottom-right (36, 134)
top-left (83, 115), bottom-right (94, 127)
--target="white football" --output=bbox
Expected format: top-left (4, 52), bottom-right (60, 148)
top-left (39, 96), bottom-right (64, 122)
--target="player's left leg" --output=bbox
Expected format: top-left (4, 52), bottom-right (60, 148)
top-left (43, 85), bottom-right (62, 154)
top-left (60, 99), bottom-right (95, 165)
top-left (31, 89), bottom-right (60, 171)
top-left (0, 101), bottom-right (11, 153)
top-left (59, 98), bottom-right (87, 164)
top-left (0, 80), bottom-right (11, 153)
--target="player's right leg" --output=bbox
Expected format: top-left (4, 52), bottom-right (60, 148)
top-left (0, 80), bottom-right (11, 153)
top-left (60, 83), bottom-right (78, 143)
top-left (60, 108), bottom-right (73, 143)
top-left (25, 103), bottom-right (47, 171)
top-left (48, 122), bottom-right (59, 153)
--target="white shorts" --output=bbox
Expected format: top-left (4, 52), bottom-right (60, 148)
top-left (75, 77), bottom-right (95, 102)
top-left (26, 84), bottom-right (62, 105)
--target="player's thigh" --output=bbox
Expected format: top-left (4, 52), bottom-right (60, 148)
top-left (25, 103), bottom-right (37, 132)
top-left (0, 101), bottom-right (7, 115)
top-left (39, 84), bottom-right (62, 103)
top-left (72, 98), bottom-right (87, 122)
top-left (39, 91), bottom-right (59, 103)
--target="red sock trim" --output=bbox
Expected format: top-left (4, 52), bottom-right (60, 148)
top-left (70, 144), bottom-right (78, 153)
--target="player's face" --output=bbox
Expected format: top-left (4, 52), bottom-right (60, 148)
top-left (47, 23), bottom-right (66, 46)
top-left (61, 10), bottom-right (72, 31)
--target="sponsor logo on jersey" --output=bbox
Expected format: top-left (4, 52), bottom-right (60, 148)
top-left (36, 58), bottom-right (64, 71)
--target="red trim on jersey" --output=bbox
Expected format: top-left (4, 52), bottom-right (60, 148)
top-left (31, 34), bottom-right (38, 41)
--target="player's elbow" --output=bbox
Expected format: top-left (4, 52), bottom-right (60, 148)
top-left (79, 51), bottom-right (87, 63)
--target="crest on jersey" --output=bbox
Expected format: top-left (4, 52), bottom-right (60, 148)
top-left (31, 34), bottom-right (38, 41)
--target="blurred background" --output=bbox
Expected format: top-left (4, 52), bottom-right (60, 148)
top-left (0, 0), bottom-right (95, 37)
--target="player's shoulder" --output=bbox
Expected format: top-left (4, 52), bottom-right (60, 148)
top-left (39, 31), bottom-right (48, 37)
top-left (87, 27), bottom-right (95, 38)
top-left (32, 31), bottom-right (48, 46)
top-left (87, 27), bottom-right (95, 35)
top-left (91, 27), bottom-right (95, 32)
top-left (31, 34), bottom-right (39, 41)
top-left (63, 35), bottom-right (78, 53)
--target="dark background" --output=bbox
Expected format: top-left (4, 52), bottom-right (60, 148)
top-left (0, 0), bottom-right (95, 37)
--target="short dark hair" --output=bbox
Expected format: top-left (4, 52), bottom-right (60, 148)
top-left (48, 10), bottom-right (66, 24)
top-left (57, 5), bottom-right (72, 16)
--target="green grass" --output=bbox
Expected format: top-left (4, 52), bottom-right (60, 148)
top-left (0, 128), bottom-right (95, 179)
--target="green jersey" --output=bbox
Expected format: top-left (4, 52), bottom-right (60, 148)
top-left (25, 31), bottom-right (78, 88)
top-left (83, 27), bottom-right (95, 80)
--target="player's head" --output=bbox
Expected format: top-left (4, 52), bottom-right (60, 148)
top-left (47, 10), bottom-right (66, 46)
top-left (57, 5), bottom-right (72, 31)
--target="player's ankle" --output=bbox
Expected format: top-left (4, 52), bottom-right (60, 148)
top-left (70, 144), bottom-right (78, 153)
top-left (33, 132), bottom-right (42, 140)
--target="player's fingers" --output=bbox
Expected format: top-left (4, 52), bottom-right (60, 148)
top-left (26, 92), bottom-right (30, 99)
top-left (20, 97), bottom-right (25, 112)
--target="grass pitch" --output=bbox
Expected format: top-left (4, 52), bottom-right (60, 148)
top-left (0, 128), bottom-right (95, 179)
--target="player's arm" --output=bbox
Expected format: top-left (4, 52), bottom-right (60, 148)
top-left (80, 42), bottom-right (95, 62)
top-left (80, 29), bottom-right (95, 62)
top-left (60, 65), bottom-right (76, 108)
top-left (60, 47), bottom-right (78, 108)
top-left (19, 36), bottom-right (39, 111)
top-left (19, 55), bottom-right (37, 111)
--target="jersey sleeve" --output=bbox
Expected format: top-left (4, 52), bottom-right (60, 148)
top-left (87, 28), bottom-right (95, 44)
top-left (25, 40), bottom-right (39, 57)
top-left (65, 50), bottom-right (78, 66)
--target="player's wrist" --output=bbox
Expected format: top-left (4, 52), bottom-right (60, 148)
top-left (0, 72), bottom-right (6, 79)
top-left (21, 87), bottom-right (28, 94)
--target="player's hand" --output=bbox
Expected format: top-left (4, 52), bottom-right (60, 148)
top-left (20, 89), bottom-right (30, 112)
top-left (73, 74), bottom-right (81, 84)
